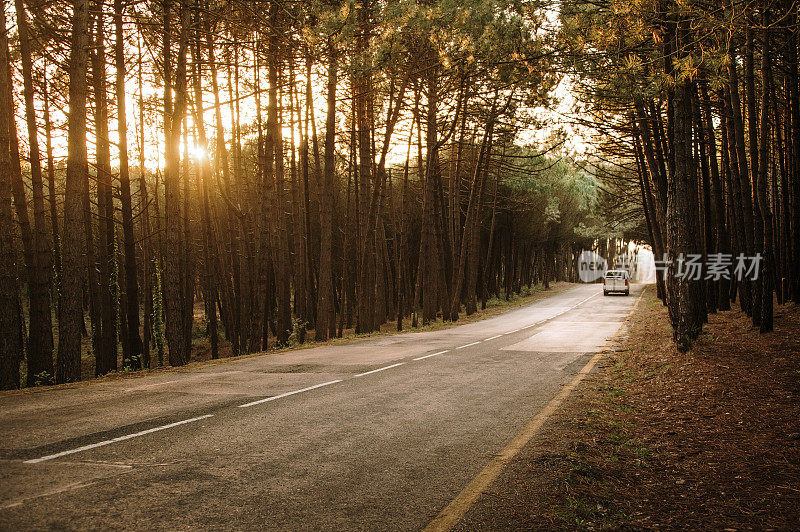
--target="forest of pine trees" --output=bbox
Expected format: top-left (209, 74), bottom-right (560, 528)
top-left (0, 0), bottom-right (614, 389)
top-left (1, 0), bottom-right (799, 388)
top-left (561, 0), bottom-right (800, 349)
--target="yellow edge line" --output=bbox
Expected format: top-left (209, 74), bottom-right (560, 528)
top-left (423, 286), bottom-right (648, 532)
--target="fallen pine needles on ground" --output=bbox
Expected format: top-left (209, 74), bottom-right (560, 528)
top-left (460, 287), bottom-right (800, 531)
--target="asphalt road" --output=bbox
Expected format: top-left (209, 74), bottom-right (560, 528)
top-left (0, 283), bottom-right (643, 530)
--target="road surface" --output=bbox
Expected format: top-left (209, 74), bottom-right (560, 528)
top-left (0, 283), bottom-right (643, 530)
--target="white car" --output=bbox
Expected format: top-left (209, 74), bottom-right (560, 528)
top-left (603, 270), bottom-right (630, 296)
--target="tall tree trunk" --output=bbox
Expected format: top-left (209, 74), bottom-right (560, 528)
top-left (791, 8), bottom-right (800, 303)
top-left (14, 0), bottom-right (55, 383)
top-left (316, 39), bottom-right (336, 341)
top-left (698, 79), bottom-right (731, 310)
top-left (465, 132), bottom-right (492, 315)
top-left (693, 85), bottom-right (717, 314)
top-left (0, 4), bottom-right (23, 389)
top-left (43, 77), bottom-right (61, 298)
top-left (164, 0), bottom-right (189, 366)
top-left (191, 29), bottom-right (218, 359)
top-left (421, 52), bottom-right (440, 325)
top-left (667, 33), bottom-right (703, 350)
top-left (745, 28), bottom-right (763, 325)
top-left (728, 47), bottom-right (756, 313)
top-left (136, 31), bottom-right (153, 368)
top-left (57, 0), bottom-right (91, 383)
top-left (722, 86), bottom-right (748, 304)
top-left (181, 121), bottom-right (194, 356)
top-left (115, 0), bottom-right (143, 368)
top-left (268, 12), bottom-right (291, 345)
top-left (206, 27), bottom-right (233, 356)
top-left (249, 43), bottom-right (268, 353)
top-left (450, 120), bottom-right (493, 319)
top-left (91, 0), bottom-right (118, 375)
top-left (758, 17), bottom-right (774, 332)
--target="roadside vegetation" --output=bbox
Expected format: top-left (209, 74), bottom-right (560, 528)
top-left (562, 0), bottom-right (800, 348)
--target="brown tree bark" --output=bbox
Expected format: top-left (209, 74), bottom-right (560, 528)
top-left (316, 39), bottom-right (337, 341)
top-left (692, 85), bottom-right (717, 314)
top-left (450, 120), bottom-right (493, 319)
top-left (164, 0), bottom-right (190, 366)
top-left (14, 0), bottom-right (55, 384)
top-left (267, 11), bottom-right (291, 345)
top-left (698, 79), bottom-right (731, 311)
top-left (205, 26), bottom-right (233, 356)
top-left (728, 46), bottom-right (756, 313)
top-left (667, 27), bottom-right (704, 351)
top-left (790, 8), bottom-right (800, 303)
top-left (757, 18), bottom-right (774, 332)
top-left (42, 77), bottom-right (61, 294)
top-left (136, 30), bottom-right (153, 368)
top-left (745, 28), bottom-right (763, 324)
top-left (421, 54), bottom-right (440, 325)
top-left (91, 0), bottom-right (118, 375)
top-left (115, 0), bottom-right (143, 368)
top-left (0, 4), bottom-right (23, 389)
top-left (57, 0), bottom-right (91, 383)
top-left (190, 29), bottom-right (218, 359)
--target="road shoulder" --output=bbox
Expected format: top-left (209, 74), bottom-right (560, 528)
top-left (455, 288), bottom-right (800, 530)
top-left (4, 282), bottom-right (576, 397)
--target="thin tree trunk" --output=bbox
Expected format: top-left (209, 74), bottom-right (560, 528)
top-left (268, 12), bottom-right (291, 345)
top-left (758, 17), bottom-right (774, 332)
top-left (91, 0), bottom-right (118, 375)
top-left (699, 79), bottom-right (731, 310)
top-left (728, 46), bottom-right (756, 313)
top-left (316, 39), bottom-right (336, 341)
top-left (791, 8), bottom-right (800, 303)
top-left (42, 77), bottom-right (61, 299)
top-left (191, 29), bottom-right (218, 359)
top-left (14, 0), bottom-right (55, 383)
top-left (136, 31), bottom-right (153, 368)
top-left (115, 0), bottom-right (142, 368)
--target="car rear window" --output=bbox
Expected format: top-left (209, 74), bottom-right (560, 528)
top-left (605, 271), bottom-right (625, 279)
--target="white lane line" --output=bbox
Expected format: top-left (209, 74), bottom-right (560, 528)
top-left (238, 380), bottom-right (343, 408)
top-left (354, 363), bottom-right (405, 377)
top-left (125, 379), bottom-right (180, 392)
top-left (565, 292), bottom-right (600, 312)
top-left (506, 292), bottom-right (602, 335)
top-left (414, 350), bottom-right (450, 361)
top-left (483, 335), bottom-right (503, 341)
top-left (455, 341), bottom-right (481, 350)
top-left (24, 414), bottom-right (214, 464)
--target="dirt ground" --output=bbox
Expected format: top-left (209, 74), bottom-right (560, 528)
top-left (459, 286), bottom-right (800, 531)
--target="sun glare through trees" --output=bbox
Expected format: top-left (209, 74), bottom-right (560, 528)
top-left (2, 1), bottom-right (800, 529)
top-left (0, 0), bottom-right (798, 389)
